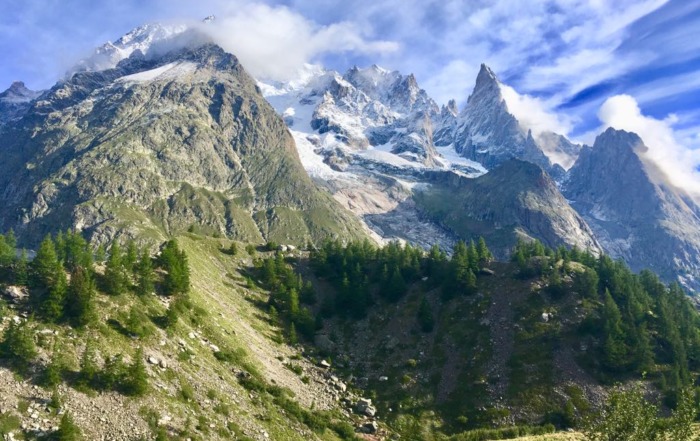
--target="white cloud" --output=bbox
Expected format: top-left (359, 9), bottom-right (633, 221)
top-left (196, 3), bottom-right (398, 81)
top-left (598, 94), bottom-right (700, 195)
top-left (500, 84), bottom-right (574, 137)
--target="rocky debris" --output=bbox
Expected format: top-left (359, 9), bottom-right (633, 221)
top-left (319, 359), bottom-right (331, 368)
top-left (2, 286), bottom-right (28, 304)
top-left (355, 398), bottom-right (377, 417)
top-left (358, 420), bottom-right (378, 434)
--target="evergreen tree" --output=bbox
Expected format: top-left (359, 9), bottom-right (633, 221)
top-left (160, 240), bottom-right (190, 296)
top-left (124, 347), bottom-right (148, 396)
top-left (41, 353), bottom-right (63, 388)
top-left (65, 267), bottom-right (96, 328)
top-left (417, 296), bottom-right (435, 333)
top-left (78, 340), bottom-right (99, 389)
top-left (476, 237), bottom-right (493, 266)
top-left (602, 289), bottom-right (628, 372)
top-left (464, 269), bottom-right (477, 295)
top-left (42, 270), bottom-right (68, 322)
top-left (14, 250), bottom-right (29, 286)
top-left (135, 250), bottom-right (155, 296)
top-left (288, 322), bottom-right (298, 345)
top-left (104, 242), bottom-right (127, 295)
top-left (0, 320), bottom-right (37, 370)
top-left (94, 244), bottom-right (106, 264)
top-left (55, 412), bottom-right (82, 441)
top-left (124, 240), bottom-right (138, 272)
top-left (0, 233), bottom-right (13, 267)
top-left (31, 235), bottom-right (61, 291)
top-left (574, 267), bottom-right (599, 298)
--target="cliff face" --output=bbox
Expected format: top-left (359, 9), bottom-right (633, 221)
top-left (414, 160), bottom-right (601, 258)
top-left (565, 128), bottom-right (700, 290)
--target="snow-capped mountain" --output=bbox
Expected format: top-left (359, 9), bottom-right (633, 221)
top-left (261, 64), bottom-right (448, 169)
top-left (2, 18), bottom-right (698, 291)
top-left (434, 64), bottom-right (572, 179)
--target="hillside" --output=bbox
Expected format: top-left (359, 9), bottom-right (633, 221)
top-left (0, 233), bottom-right (379, 441)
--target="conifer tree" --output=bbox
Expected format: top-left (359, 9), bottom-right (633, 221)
top-left (78, 340), bottom-right (99, 389)
top-left (476, 237), bottom-right (493, 266)
top-left (43, 270), bottom-right (68, 322)
top-left (14, 250), bottom-right (29, 286)
top-left (0, 233), bottom-right (13, 267)
top-left (602, 289), bottom-right (628, 371)
top-left (31, 235), bottom-right (61, 291)
top-left (160, 240), bottom-right (190, 296)
top-left (1, 319), bottom-right (37, 370)
top-left (124, 347), bottom-right (148, 396)
top-left (104, 242), bottom-right (127, 295)
top-left (55, 411), bottom-right (82, 441)
top-left (65, 267), bottom-right (96, 328)
top-left (94, 244), bottom-right (106, 264)
top-left (124, 240), bottom-right (138, 272)
top-left (135, 250), bottom-right (155, 296)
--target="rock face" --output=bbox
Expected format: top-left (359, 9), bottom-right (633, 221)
top-left (0, 81), bottom-right (42, 125)
top-left (262, 64), bottom-right (441, 167)
top-left (414, 160), bottom-right (601, 258)
top-left (0, 40), bottom-right (364, 247)
top-left (564, 128), bottom-right (700, 290)
top-left (435, 64), bottom-right (567, 178)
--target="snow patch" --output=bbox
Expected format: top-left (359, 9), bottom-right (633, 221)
top-left (118, 62), bottom-right (197, 83)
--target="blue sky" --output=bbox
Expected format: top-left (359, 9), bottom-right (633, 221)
top-left (1, 0), bottom-right (699, 176)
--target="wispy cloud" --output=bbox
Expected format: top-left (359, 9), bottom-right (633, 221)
top-left (197, 3), bottom-right (397, 81)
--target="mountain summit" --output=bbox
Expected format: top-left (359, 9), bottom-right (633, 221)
top-left (565, 128), bottom-right (700, 290)
top-left (0, 40), bottom-right (364, 246)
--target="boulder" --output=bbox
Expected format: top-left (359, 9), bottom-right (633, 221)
top-left (356, 398), bottom-right (377, 417)
top-left (359, 421), bottom-right (378, 434)
top-left (3, 286), bottom-right (28, 303)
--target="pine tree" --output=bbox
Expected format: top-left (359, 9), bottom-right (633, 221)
top-left (135, 250), bottom-right (155, 296)
top-left (94, 244), bottom-right (106, 264)
top-left (1, 320), bottom-right (37, 370)
top-left (476, 237), bottom-right (492, 266)
top-left (55, 412), bottom-right (82, 441)
top-left (104, 242), bottom-right (127, 295)
top-left (78, 340), bottom-right (99, 389)
top-left (65, 267), bottom-right (96, 328)
top-left (288, 288), bottom-right (300, 319)
top-left (124, 240), bottom-right (139, 272)
top-left (41, 353), bottom-right (63, 388)
top-left (160, 240), bottom-right (190, 296)
top-left (14, 250), bottom-right (29, 285)
top-left (124, 347), bottom-right (148, 396)
top-left (31, 235), bottom-right (61, 291)
top-left (43, 269), bottom-right (68, 322)
top-left (0, 234), bottom-right (13, 267)
top-left (288, 323), bottom-right (298, 345)
top-left (602, 289), bottom-right (628, 372)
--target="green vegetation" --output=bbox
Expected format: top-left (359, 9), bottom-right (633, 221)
top-left (584, 383), bottom-right (699, 441)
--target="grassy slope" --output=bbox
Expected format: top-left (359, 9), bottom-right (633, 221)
top-left (0, 235), bottom-right (358, 441)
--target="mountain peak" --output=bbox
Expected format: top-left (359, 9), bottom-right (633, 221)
top-left (474, 63), bottom-right (499, 90)
top-left (0, 80), bottom-right (41, 104)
